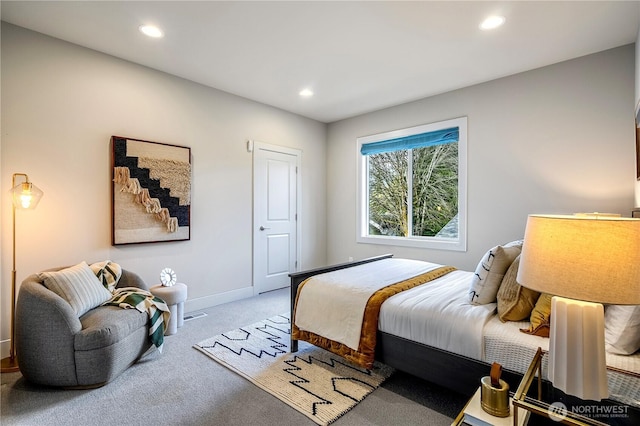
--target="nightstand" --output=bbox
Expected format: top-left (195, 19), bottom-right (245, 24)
top-left (512, 348), bottom-right (609, 426)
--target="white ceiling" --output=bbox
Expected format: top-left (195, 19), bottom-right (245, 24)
top-left (2, 1), bottom-right (639, 123)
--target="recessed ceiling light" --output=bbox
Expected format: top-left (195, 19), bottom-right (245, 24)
top-left (139, 25), bottom-right (164, 38)
top-left (480, 15), bottom-right (505, 31)
top-left (299, 88), bottom-right (314, 98)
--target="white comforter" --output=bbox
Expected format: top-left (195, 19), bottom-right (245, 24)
top-left (294, 258), bottom-right (442, 350)
top-left (379, 269), bottom-right (496, 359)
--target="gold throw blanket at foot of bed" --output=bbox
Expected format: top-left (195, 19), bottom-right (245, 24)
top-left (292, 265), bottom-right (456, 369)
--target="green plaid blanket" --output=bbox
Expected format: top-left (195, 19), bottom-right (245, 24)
top-left (103, 287), bottom-right (171, 352)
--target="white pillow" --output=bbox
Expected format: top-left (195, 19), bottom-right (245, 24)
top-left (604, 305), bottom-right (640, 355)
top-left (40, 261), bottom-right (113, 317)
top-left (468, 243), bottom-right (521, 305)
top-left (504, 239), bottom-right (524, 249)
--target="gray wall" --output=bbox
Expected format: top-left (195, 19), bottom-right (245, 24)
top-left (326, 45), bottom-right (636, 271)
top-left (1, 22), bottom-right (636, 357)
top-left (0, 23), bottom-right (328, 355)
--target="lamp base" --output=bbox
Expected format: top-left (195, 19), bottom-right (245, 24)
top-left (549, 296), bottom-right (608, 401)
top-left (0, 356), bottom-right (20, 373)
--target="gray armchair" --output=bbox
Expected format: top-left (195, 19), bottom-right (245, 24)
top-left (15, 268), bottom-right (154, 388)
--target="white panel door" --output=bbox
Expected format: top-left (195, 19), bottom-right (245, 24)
top-left (253, 143), bottom-right (300, 294)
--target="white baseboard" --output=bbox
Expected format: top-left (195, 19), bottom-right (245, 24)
top-left (0, 340), bottom-right (10, 360)
top-left (184, 286), bottom-right (254, 313)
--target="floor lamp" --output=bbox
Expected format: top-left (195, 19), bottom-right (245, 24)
top-left (517, 214), bottom-right (640, 401)
top-left (1, 173), bottom-right (43, 373)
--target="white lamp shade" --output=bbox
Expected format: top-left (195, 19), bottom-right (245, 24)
top-left (516, 215), bottom-right (640, 305)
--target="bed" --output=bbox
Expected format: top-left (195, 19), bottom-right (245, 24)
top-left (289, 253), bottom-right (640, 423)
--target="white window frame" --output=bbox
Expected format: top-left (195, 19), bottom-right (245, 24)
top-left (356, 117), bottom-right (467, 251)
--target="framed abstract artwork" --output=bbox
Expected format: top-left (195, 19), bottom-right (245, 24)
top-left (111, 136), bottom-right (191, 245)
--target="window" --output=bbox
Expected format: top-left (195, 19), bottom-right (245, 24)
top-left (357, 117), bottom-right (467, 251)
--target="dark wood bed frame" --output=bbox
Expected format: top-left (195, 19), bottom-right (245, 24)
top-left (289, 254), bottom-right (521, 395)
top-left (289, 254), bottom-right (640, 425)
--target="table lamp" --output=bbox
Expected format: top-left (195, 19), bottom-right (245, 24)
top-left (1, 173), bottom-right (43, 373)
top-left (516, 214), bottom-right (640, 401)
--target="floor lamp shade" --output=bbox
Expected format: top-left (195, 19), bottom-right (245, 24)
top-left (516, 215), bottom-right (640, 401)
top-left (10, 180), bottom-right (43, 210)
top-left (1, 173), bottom-right (43, 373)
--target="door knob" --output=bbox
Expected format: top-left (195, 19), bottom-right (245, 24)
top-left (260, 226), bottom-right (271, 231)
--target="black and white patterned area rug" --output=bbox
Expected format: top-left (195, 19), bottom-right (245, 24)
top-left (194, 314), bottom-right (394, 425)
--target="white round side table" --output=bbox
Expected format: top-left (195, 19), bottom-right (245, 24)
top-left (149, 283), bottom-right (187, 335)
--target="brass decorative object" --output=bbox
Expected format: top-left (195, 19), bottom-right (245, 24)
top-left (480, 362), bottom-right (510, 417)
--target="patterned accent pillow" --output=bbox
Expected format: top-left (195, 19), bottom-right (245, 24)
top-left (496, 255), bottom-right (541, 322)
top-left (604, 305), bottom-right (640, 355)
top-left (40, 261), bottom-right (113, 317)
top-left (90, 260), bottom-right (122, 293)
top-left (520, 293), bottom-right (553, 337)
top-left (468, 241), bottom-right (522, 305)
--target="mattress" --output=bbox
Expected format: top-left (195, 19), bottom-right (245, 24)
top-left (379, 268), bottom-right (640, 407)
top-left (378, 269), bottom-right (496, 359)
top-left (297, 257), bottom-right (640, 408)
top-left (482, 316), bottom-right (640, 407)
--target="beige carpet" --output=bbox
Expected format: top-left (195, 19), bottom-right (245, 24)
top-left (194, 314), bottom-right (394, 425)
